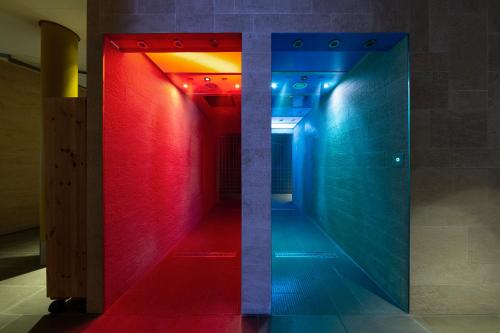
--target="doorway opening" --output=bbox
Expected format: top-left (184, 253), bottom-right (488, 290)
top-left (101, 33), bottom-right (242, 316)
top-left (271, 33), bottom-right (410, 317)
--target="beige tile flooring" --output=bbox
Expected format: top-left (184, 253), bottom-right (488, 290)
top-left (1, 229), bottom-right (500, 332)
top-left (0, 229), bottom-right (52, 332)
top-left (416, 315), bottom-right (500, 333)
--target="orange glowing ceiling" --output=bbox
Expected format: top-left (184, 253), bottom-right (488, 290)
top-left (145, 51), bottom-right (241, 95)
top-left (146, 52), bottom-right (241, 74)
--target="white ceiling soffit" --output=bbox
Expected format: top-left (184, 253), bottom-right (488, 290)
top-left (0, 0), bottom-right (86, 73)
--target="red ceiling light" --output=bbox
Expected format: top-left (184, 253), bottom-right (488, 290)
top-left (235, 84), bottom-right (240, 89)
top-left (204, 77), bottom-right (211, 81)
top-left (173, 39), bottom-right (184, 48)
top-left (136, 40), bottom-right (148, 49)
top-left (183, 83), bottom-right (189, 88)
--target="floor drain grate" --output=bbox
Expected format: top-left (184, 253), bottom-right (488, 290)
top-left (174, 251), bottom-right (237, 258)
top-left (274, 252), bottom-right (337, 259)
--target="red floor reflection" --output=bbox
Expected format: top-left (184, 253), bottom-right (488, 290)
top-left (85, 204), bottom-right (252, 333)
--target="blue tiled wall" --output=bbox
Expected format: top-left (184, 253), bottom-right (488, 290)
top-left (272, 134), bottom-right (293, 194)
top-left (292, 38), bottom-right (410, 311)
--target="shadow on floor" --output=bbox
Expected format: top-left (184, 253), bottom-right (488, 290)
top-left (0, 255), bottom-right (42, 281)
top-left (28, 314), bottom-right (95, 333)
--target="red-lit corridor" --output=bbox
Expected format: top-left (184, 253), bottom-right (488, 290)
top-left (86, 204), bottom-right (242, 332)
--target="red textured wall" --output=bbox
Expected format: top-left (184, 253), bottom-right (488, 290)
top-left (102, 39), bottom-right (216, 308)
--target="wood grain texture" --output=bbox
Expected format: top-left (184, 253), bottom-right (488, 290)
top-left (44, 97), bottom-right (86, 299)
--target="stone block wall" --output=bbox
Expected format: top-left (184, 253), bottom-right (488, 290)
top-left (410, 0), bottom-right (500, 314)
top-left (87, 0), bottom-right (500, 314)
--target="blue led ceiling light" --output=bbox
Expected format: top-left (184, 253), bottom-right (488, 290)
top-left (364, 39), bottom-right (377, 47)
top-left (328, 39), bottom-right (340, 48)
top-left (271, 82), bottom-right (278, 89)
top-left (292, 39), bottom-right (303, 48)
top-left (293, 82), bottom-right (308, 90)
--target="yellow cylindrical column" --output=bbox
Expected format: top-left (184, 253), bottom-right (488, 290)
top-left (40, 21), bottom-right (79, 97)
top-left (39, 21), bottom-right (80, 263)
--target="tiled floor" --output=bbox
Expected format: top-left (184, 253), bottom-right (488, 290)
top-left (0, 229), bottom-right (48, 332)
top-left (416, 315), bottom-right (500, 333)
top-left (271, 197), bottom-right (428, 332)
top-left (85, 203), bottom-right (242, 332)
top-left (0, 229), bottom-right (92, 333)
top-left (1, 217), bottom-right (500, 332)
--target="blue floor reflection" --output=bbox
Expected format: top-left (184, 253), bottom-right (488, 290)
top-left (271, 196), bottom-right (428, 333)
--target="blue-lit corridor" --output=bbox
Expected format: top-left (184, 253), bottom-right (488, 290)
top-left (271, 196), bottom-right (426, 332)
top-left (270, 33), bottom-right (416, 331)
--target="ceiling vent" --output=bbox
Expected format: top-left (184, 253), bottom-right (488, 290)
top-left (204, 96), bottom-right (236, 107)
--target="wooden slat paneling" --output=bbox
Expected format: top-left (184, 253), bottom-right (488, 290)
top-left (44, 97), bottom-right (86, 299)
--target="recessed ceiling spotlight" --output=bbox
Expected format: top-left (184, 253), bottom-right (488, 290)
top-left (235, 84), bottom-right (240, 89)
top-left (136, 40), bottom-right (148, 49)
top-left (204, 77), bottom-right (211, 81)
top-left (293, 82), bottom-right (308, 90)
top-left (173, 39), bottom-right (184, 48)
top-left (271, 82), bottom-right (278, 89)
top-left (329, 39), bottom-right (340, 48)
top-left (364, 39), bottom-right (377, 47)
top-left (292, 39), bottom-right (303, 48)
top-left (323, 83), bottom-right (330, 89)
top-left (183, 83), bottom-right (189, 88)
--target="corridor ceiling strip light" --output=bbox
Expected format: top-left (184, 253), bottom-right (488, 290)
top-left (271, 123), bottom-right (296, 129)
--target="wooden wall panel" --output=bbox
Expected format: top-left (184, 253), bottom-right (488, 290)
top-left (44, 97), bottom-right (86, 299)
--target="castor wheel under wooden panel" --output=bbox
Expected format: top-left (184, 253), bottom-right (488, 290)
top-left (67, 297), bottom-right (86, 313)
top-left (48, 299), bottom-right (66, 314)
